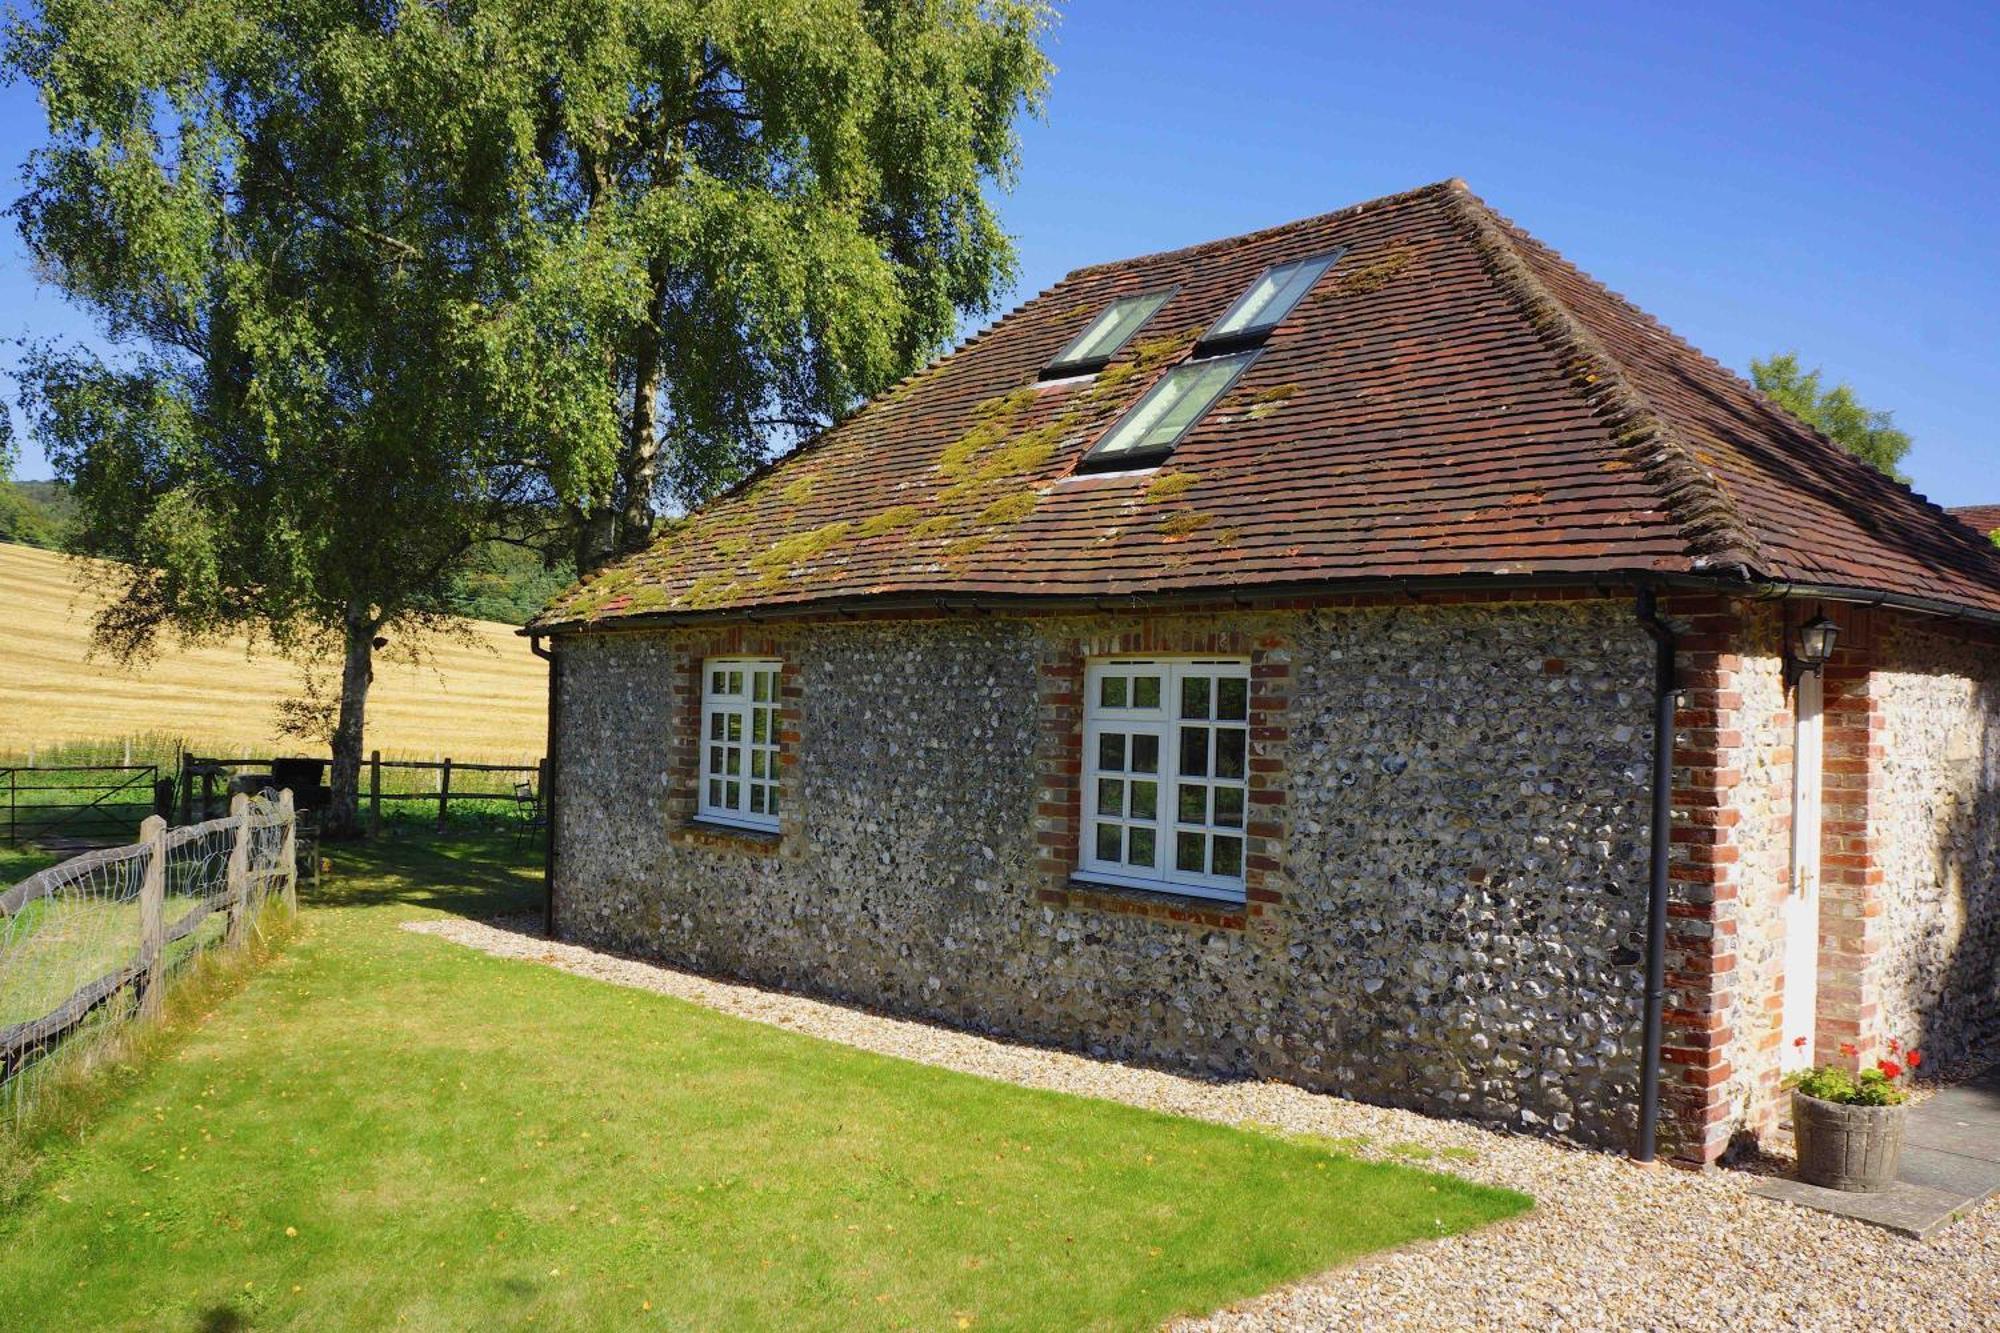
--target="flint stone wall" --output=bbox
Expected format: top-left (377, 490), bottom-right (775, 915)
top-left (553, 600), bottom-right (1659, 1147)
top-left (1870, 618), bottom-right (2000, 1065)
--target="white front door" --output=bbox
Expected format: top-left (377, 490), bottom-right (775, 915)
top-left (1781, 670), bottom-right (1824, 1073)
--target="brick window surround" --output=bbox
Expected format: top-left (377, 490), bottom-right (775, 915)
top-left (664, 631), bottom-right (803, 853)
top-left (1031, 622), bottom-right (1294, 932)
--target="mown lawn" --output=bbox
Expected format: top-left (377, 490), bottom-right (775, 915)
top-left (0, 835), bottom-right (1528, 1330)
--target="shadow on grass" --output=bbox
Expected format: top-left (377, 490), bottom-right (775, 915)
top-left (309, 829), bottom-right (544, 920)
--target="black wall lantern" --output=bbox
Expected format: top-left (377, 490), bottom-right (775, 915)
top-left (1788, 609), bottom-right (1840, 685)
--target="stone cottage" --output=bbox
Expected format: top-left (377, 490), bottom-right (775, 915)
top-left (530, 181), bottom-right (2000, 1165)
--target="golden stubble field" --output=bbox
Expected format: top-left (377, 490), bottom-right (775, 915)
top-left (0, 542), bottom-right (549, 762)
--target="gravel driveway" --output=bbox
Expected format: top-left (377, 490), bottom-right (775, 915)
top-left (407, 916), bottom-right (1999, 1331)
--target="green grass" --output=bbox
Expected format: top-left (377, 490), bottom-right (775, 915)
top-left (0, 844), bottom-right (60, 883)
top-left (0, 835), bottom-right (1528, 1330)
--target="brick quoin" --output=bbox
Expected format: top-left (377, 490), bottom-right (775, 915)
top-left (1659, 594), bottom-right (1750, 1166)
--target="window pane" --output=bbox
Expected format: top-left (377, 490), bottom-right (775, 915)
top-left (707, 778), bottom-right (722, 806)
top-left (1216, 729), bottom-right (1246, 780)
top-left (1131, 734), bottom-right (1160, 774)
top-left (1213, 786), bottom-right (1244, 829)
top-left (710, 669), bottom-right (726, 695)
top-left (1097, 778), bottom-right (1125, 818)
top-left (1100, 675), bottom-right (1128, 708)
top-left (725, 749), bottom-right (741, 776)
top-left (1141, 360), bottom-right (1236, 449)
top-left (1176, 831), bottom-right (1205, 874)
top-left (1180, 674), bottom-right (1211, 719)
top-left (724, 780), bottom-right (740, 808)
top-left (1130, 779), bottom-right (1158, 820)
top-left (1214, 270), bottom-right (1282, 337)
top-left (1088, 352), bottom-right (1253, 461)
top-left (1133, 675), bottom-right (1162, 709)
top-left (727, 670), bottom-right (743, 694)
top-left (1178, 782), bottom-right (1207, 823)
top-left (1210, 253), bottom-right (1336, 339)
top-left (1212, 835), bottom-right (1243, 878)
top-left (752, 672), bottom-right (771, 702)
top-left (1129, 827), bottom-right (1156, 868)
top-left (1097, 732), bottom-right (1126, 772)
top-left (709, 745), bottom-right (724, 775)
top-left (709, 713), bottom-right (725, 741)
top-left (1052, 291), bottom-right (1170, 371)
top-left (750, 786), bottom-right (766, 814)
top-left (1217, 677), bottom-right (1248, 721)
top-left (751, 751), bottom-right (766, 780)
top-left (1096, 822), bottom-right (1123, 863)
top-left (766, 786), bottom-right (779, 816)
top-left (1179, 725), bottom-right (1210, 777)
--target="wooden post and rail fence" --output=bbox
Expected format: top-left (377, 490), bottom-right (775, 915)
top-left (0, 790), bottom-right (299, 1100)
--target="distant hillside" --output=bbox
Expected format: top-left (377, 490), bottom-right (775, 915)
top-left (0, 479), bottom-right (75, 549)
top-left (0, 542), bottom-right (547, 762)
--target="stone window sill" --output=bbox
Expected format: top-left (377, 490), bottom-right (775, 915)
top-left (673, 818), bottom-right (783, 854)
top-left (1054, 875), bottom-right (1250, 930)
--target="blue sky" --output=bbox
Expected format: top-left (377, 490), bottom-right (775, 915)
top-left (3, 1), bottom-right (1996, 506)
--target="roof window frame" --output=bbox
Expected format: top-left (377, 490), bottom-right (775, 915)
top-left (1074, 347), bottom-right (1262, 475)
top-left (1040, 285), bottom-right (1178, 380)
top-left (1196, 247), bottom-right (1347, 354)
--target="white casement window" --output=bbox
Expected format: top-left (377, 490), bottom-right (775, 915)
top-left (1080, 658), bottom-right (1251, 902)
top-left (698, 658), bottom-right (783, 831)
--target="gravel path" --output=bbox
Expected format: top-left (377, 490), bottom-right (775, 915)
top-left (406, 916), bottom-right (1999, 1331)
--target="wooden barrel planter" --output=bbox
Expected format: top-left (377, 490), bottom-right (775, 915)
top-left (1793, 1090), bottom-right (1907, 1192)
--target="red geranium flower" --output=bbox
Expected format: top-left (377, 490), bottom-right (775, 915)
top-left (1839, 1042), bottom-right (1858, 1058)
top-left (1908, 1050), bottom-right (1923, 1069)
top-left (1888, 1037), bottom-right (1901, 1054)
top-left (1792, 1036), bottom-right (1808, 1048)
top-left (1878, 1060), bottom-right (1903, 1079)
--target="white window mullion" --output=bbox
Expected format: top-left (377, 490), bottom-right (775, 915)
top-left (1080, 657), bottom-right (1247, 902)
top-left (698, 658), bottom-right (781, 831)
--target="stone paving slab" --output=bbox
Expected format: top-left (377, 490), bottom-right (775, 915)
top-left (1893, 1144), bottom-right (2000, 1199)
top-left (1750, 1176), bottom-right (1978, 1240)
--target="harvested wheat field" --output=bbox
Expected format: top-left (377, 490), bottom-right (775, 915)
top-left (0, 542), bottom-right (547, 762)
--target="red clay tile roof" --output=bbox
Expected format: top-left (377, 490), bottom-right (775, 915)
top-left (540, 180), bottom-right (2000, 629)
top-left (1951, 505), bottom-right (2000, 540)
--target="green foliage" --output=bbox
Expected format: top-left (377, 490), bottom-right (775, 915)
top-left (1750, 352), bottom-right (1913, 480)
top-left (432, 539), bottom-right (577, 626)
top-left (1787, 1064), bottom-right (1909, 1106)
top-left (0, 834), bottom-right (1529, 1327)
top-left (0, 480), bottom-right (66, 548)
top-left (5, 1), bottom-right (1053, 818)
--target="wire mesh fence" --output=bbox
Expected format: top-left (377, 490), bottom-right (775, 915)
top-left (0, 789), bottom-right (298, 1129)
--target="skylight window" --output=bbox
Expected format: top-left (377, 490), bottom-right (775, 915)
top-left (1079, 350), bottom-right (1258, 470)
top-left (1043, 289), bottom-right (1173, 377)
top-left (1202, 248), bottom-right (1345, 348)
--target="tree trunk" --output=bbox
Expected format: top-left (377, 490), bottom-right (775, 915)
top-left (616, 262), bottom-right (671, 557)
top-left (324, 609), bottom-right (376, 839)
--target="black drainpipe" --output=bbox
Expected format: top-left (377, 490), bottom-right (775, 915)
top-left (530, 633), bottom-right (560, 939)
top-left (1632, 588), bottom-right (1677, 1162)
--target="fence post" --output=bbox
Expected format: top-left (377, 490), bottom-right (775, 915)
top-left (138, 815), bottom-right (167, 1019)
top-left (436, 757), bottom-right (452, 833)
top-left (279, 788), bottom-right (298, 915)
top-left (226, 792), bottom-right (250, 947)
top-left (369, 750), bottom-right (382, 838)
